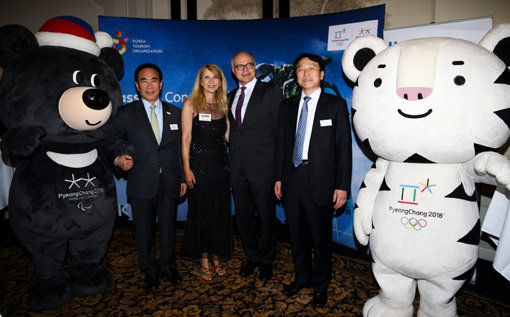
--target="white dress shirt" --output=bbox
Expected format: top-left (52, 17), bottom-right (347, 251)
top-left (231, 78), bottom-right (257, 123)
top-left (295, 88), bottom-right (321, 160)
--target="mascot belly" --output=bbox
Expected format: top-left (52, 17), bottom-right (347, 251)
top-left (342, 23), bottom-right (510, 317)
top-left (10, 149), bottom-right (116, 242)
top-left (371, 162), bottom-right (479, 278)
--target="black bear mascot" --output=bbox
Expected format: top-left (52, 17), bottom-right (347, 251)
top-left (0, 16), bottom-right (124, 311)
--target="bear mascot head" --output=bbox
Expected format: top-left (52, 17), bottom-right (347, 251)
top-left (342, 23), bottom-right (510, 317)
top-left (0, 16), bottom-right (123, 311)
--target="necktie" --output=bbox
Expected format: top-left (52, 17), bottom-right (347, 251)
top-left (150, 104), bottom-right (160, 144)
top-left (235, 86), bottom-right (246, 127)
top-left (292, 96), bottom-right (311, 167)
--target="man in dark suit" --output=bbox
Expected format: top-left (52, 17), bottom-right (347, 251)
top-left (109, 63), bottom-right (186, 292)
top-left (228, 52), bottom-right (283, 281)
top-left (274, 53), bottom-right (352, 307)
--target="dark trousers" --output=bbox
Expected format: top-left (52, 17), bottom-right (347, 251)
top-left (283, 164), bottom-right (333, 293)
top-left (231, 163), bottom-right (277, 265)
top-left (130, 175), bottom-right (177, 274)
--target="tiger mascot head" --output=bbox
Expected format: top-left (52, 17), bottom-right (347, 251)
top-left (342, 23), bottom-right (510, 164)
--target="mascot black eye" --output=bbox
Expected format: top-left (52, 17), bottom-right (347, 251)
top-left (91, 74), bottom-right (100, 87)
top-left (374, 78), bottom-right (382, 88)
top-left (454, 75), bottom-right (465, 86)
top-left (72, 70), bottom-right (84, 85)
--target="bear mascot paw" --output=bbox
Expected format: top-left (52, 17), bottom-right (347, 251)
top-left (342, 23), bottom-right (510, 317)
top-left (0, 16), bottom-right (124, 311)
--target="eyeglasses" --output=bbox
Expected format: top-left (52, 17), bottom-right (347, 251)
top-left (233, 63), bottom-right (255, 71)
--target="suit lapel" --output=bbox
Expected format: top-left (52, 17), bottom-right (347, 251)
top-left (228, 88), bottom-right (238, 128)
top-left (309, 92), bottom-right (328, 156)
top-left (241, 81), bottom-right (263, 129)
top-left (288, 95), bottom-right (300, 145)
top-left (135, 101), bottom-right (157, 143)
top-left (160, 102), bottom-right (175, 145)
top-left (136, 100), bottom-right (165, 147)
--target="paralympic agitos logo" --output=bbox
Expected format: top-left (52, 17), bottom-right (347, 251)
top-left (57, 173), bottom-right (104, 214)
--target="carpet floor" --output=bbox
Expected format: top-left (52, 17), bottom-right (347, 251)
top-left (1, 227), bottom-right (509, 316)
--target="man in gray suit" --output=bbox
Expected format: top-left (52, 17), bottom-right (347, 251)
top-left (109, 63), bottom-right (186, 292)
top-left (228, 52), bottom-right (283, 281)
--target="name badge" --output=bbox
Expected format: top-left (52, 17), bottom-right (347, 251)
top-left (199, 113), bottom-right (212, 121)
top-left (320, 119), bottom-right (332, 127)
top-left (170, 124), bottom-right (179, 130)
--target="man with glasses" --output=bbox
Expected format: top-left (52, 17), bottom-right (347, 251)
top-left (228, 52), bottom-right (283, 281)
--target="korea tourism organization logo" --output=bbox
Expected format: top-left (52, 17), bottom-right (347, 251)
top-left (111, 30), bottom-right (163, 55)
top-left (388, 178), bottom-right (444, 231)
top-left (112, 30), bottom-right (130, 54)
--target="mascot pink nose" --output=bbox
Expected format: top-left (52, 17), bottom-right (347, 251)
top-left (396, 87), bottom-right (433, 100)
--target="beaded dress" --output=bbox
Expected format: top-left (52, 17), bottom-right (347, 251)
top-left (181, 103), bottom-right (232, 259)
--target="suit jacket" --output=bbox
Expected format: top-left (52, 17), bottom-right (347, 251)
top-left (228, 80), bottom-right (282, 183)
top-left (108, 100), bottom-right (184, 200)
top-left (275, 91), bottom-right (352, 206)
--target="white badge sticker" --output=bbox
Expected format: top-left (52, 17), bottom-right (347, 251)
top-left (320, 119), bottom-right (332, 127)
top-left (199, 113), bottom-right (212, 121)
top-left (170, 124), bottom-right (179, 130)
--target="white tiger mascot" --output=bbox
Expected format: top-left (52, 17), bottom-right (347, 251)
top-left (341, 23), bottom-right (510, 317)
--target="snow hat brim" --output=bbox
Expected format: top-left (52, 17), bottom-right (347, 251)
top-left (35, 16), bottom-right (111, 56)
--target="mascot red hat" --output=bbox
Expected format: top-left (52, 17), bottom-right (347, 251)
top-left (35, 16), bottom-right (112, 56)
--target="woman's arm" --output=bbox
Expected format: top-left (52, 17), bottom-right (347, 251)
top-left (181, 99), bottom-right (196, 188)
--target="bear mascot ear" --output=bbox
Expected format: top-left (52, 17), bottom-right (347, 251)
top-left (342, 36), bottom-right (387, 83)
top-left (95, 31), bottom-right (124, 80)
top-left (479, 22), bottom-right (510, 67)
top-left (0, 24), bottom-right (38, 63)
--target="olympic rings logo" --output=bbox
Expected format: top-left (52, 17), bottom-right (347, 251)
top-left (401, 217), bottom-right (427, 231)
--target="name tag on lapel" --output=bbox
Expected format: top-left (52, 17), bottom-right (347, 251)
top-left (199, 113), bottom-right (211, 121)
top-left (170, 124), bottom-right (179, 130)
top-left (320, 119), bottom-right (332, 127)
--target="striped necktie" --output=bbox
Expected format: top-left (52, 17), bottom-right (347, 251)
top-left (292, 96), bottom-right (311, 167)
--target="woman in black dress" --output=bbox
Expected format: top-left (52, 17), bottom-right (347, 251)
top-left (181, 64), bottom-right (232, 281)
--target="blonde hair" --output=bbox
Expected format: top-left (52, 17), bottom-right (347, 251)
top-left (189, 64), bottom-right (228, 116)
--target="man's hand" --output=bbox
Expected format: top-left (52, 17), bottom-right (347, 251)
top-left (114, 154), bottom-right (134, 171)
top-left (274, 181), bottom-right (282, 200)
top-left (180, 183), bottom-right (187, 197)
top-left (333, 189), bottom-right (347, 210)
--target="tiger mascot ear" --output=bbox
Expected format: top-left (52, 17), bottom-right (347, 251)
top-left (479, 22), bottom-right (510, 68)
top-left (342, 36), bottom-right (387, 83)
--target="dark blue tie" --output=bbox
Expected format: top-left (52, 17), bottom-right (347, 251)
top-left (235, 87), bottom-right (246, 127)
top-left (293, 96), bottom-right (311, 167)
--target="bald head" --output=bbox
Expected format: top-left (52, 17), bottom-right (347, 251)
top-left (231, 51), bottom-right (255, 67)
top-left (231, 51), bottom-right (256, 86)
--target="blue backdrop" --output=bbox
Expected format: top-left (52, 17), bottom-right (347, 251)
top-left (99, 4), bottom-right (385, 249)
